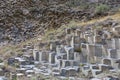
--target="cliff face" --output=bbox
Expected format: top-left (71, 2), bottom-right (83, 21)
top-left (0, 0), bottom-right (119, 45)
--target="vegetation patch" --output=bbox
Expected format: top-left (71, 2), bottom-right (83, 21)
top-left (95, 4), bottom-right (110, 15)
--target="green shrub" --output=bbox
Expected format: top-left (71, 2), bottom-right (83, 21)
top-left (80, 63), bottom-right (84, 67)
top-left (95, 4), bottom-right (110, 14)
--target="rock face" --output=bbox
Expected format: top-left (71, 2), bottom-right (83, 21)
top-left (0, 0), bottom-right (120, 44)
top-left (0, 0), bottom-right (90, 44)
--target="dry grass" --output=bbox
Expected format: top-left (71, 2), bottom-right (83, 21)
top-left (64, 12), bottom-right (120, 28)
top-left (0, 38), bottom-right (38, 58)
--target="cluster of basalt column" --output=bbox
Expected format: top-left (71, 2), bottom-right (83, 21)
top-left (33, 24), bottom-right (120, 77)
